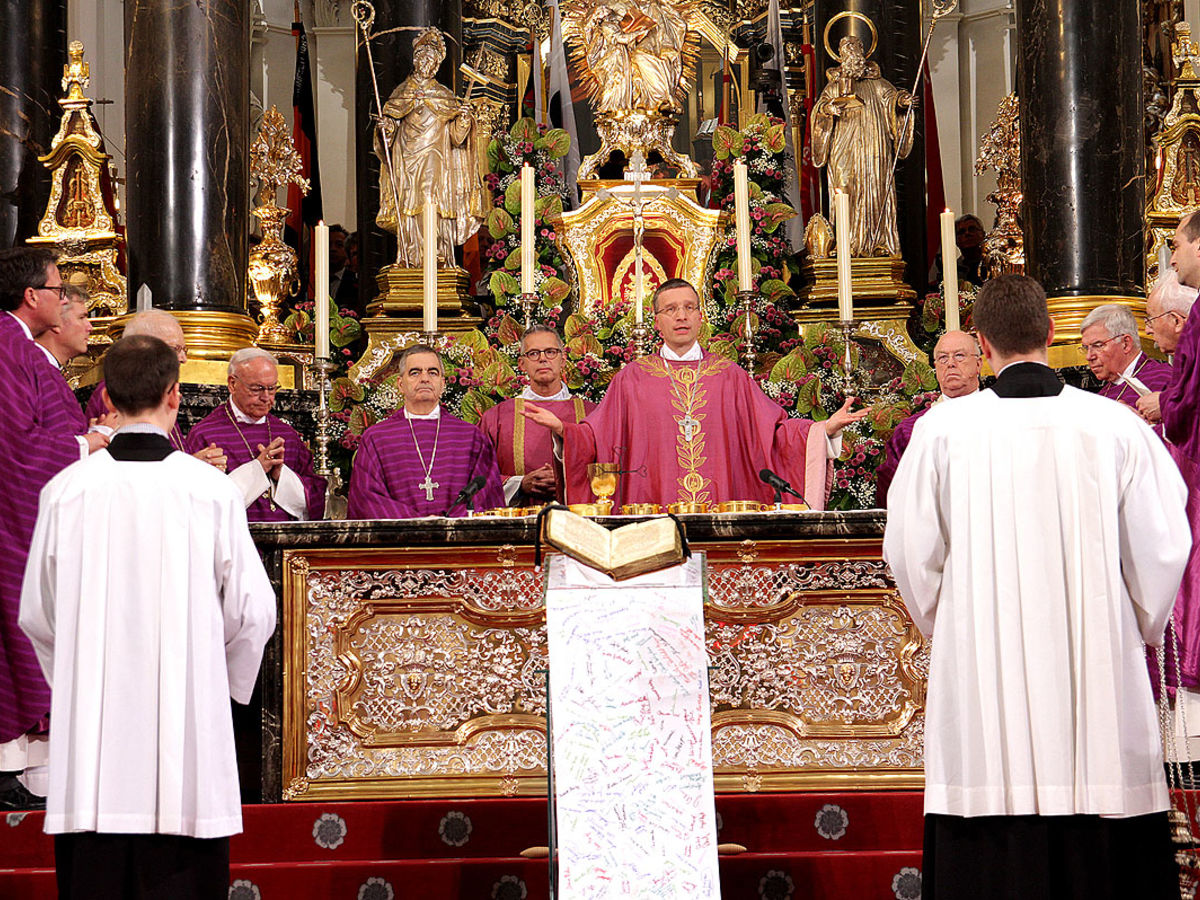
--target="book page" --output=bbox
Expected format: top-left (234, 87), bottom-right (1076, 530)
top-left (610, 517), bottom-right (679, 568)
top-left (545, 510), bottom-right (613, 570)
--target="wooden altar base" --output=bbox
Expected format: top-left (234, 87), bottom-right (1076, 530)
top-left (251, 512), bottom-right (927, 804)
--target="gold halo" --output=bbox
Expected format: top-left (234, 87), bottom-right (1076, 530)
top-left (823, 11), bottom-right (878, 62)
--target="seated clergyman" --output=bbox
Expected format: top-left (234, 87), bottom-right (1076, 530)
top-left (185, 348), bottom-right (326, 521)
top-left (478, 325), bottom-right (596, 505)
top-left (347, 344), bottom-right (505, 518)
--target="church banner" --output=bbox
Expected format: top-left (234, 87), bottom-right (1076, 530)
top-left (545, 553), bottom-right (720, 899)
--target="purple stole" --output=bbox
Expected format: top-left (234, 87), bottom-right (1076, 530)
top-left (347, 410), bottom-right (506, 518)
top-left (185, 403), bottom-right (325, 522)
top-left (1098, 354), bottom-right (1172, 440)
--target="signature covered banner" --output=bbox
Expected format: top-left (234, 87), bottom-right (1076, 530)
top-left (545, 553), bottom-right (720, 898)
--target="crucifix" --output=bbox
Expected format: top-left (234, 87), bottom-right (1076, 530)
top-left (679, 414), bottom-right (700, 442)
top-left (419, 473), bottom-right (439, 502)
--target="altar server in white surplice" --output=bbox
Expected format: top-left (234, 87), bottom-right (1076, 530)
top-left (884, 275), bottom-right (1190, 900)
top-left (18, 335), bottom-right (276, 900)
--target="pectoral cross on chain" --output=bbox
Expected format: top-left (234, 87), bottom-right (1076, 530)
top-left (679, 415), bottom-right (700, 442)
top-left (419, 473), bottom-right (439, 501)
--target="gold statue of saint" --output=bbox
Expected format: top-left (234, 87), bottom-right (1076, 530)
top-left (810, 35), bottom-right (915, 257)
top-left (576, 0), bottom-right (689, 114)
top-left (374, 29), bottom-right (486, 267)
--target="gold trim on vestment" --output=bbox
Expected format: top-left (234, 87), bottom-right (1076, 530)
top-left (642, 355), bottom-right (729, 505)
top-left (512, 396), bottom-right (587, 477)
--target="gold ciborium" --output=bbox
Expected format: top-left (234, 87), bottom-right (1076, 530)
top-left (588, 462), bottom-right (620, 515)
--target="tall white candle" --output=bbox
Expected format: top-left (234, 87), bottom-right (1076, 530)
top-left (733, 160), bottom-right (752, 292)
top-left (940, 209), bottom-right (960, 332)
top-left (314, 220), bottom-right (330, 359)
top-left (520, 163), bottom-right (536, 295)
top-left (423, 197), bottom-right (438, 333)
top-left (834, 190), bottom-right (853, 322)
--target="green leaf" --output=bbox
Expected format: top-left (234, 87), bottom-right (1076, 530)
top-left (330, 318), bottom-right (361, 348)
top-left (347, 406), bottom-right (376, 435)
top-left (495, 313), bottom-right (524, 346)
top-left (536, 195), bottom-right (564, 221)
top-left (504, 179), bottom-right (523, 215)
top-left (759, 278), bottom-right (795, 305)
top-left (539, 127), bottom-right (571, 159)
top-left (486, 139), bottom-right (502, 172)
top-left (770, 348), bottom-right (809, 382)
top-left (901, 359), bottom-right (937, 393)
top-left (283, 309), bottom-right (311, 334)
top-left (708, 337), bottom-right (739, 361)
top-left (458, 389), bottom-right (495, 425)
top-left (795, 377), bottom-right (821, 415)
top-left (450, 328), bottom-right (491, 355)
top-left (489, 269), bottom-right (519, 303)
top-left (509, 117), bottom-right (537, 144)
top-left (746, 112), bottom-right (770, 131)
top-left (567, 334), bottom-right (603, 357)
top-left (764, 123), bottom-right (786, 153)
top-left (504, 246), bottom-right (523, 271)
top-left (712, 125), bottom-right (741, 160)
top-left (486, 207), bottom-right (515, 239)
top-left (540, 276), bottom-right (570, 305)
top-left (759, 202), bottom-right (797, 235)
top-left (563, 312), bottom-right (588, 340)
top-left (329, 377), bottom-right (364, 412)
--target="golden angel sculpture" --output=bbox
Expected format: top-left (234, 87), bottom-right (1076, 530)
top-left (374, 29), bottom-right (487, 267)
top-left (811, 35), bottom-right (915, 257)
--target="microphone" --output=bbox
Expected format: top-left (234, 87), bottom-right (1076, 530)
top-left (759, 468), bottom-right (803, 501)
top-left (450, 475), bottom-right (487, 514)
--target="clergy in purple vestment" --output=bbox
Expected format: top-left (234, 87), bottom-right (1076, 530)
top-left (84, 310), bottom-right (209, 457)
top-left (876, 330), bottom-right (981, 507)
top-left (348, 345), bottom-right (505, 518)
top-left (477, 325), bottom-right (596, 505)
top-left (1137, 269), bottom-right (1200, 693)
top-left (0, 248), bottom-right (107, 801)
top-left (1080, 304), bottom-right (1172, 441)
top-left (185, 348), bottom-right (325, 522)
top-left (525, 280), bottom-right (870, 510)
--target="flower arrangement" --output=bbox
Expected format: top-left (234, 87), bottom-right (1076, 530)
top-left (281, 296), bottom-right (362, 373)
top-left (914, 282), bottom-right (978, 355)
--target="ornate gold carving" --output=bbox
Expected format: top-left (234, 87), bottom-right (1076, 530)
top-left (249, 105), bottom-right (310, 345)
top-left (974, 93), bottom-right (1025, 278)
top-left (737, 540), bottom-right (758, 563)
top-left (282, 539), bottom-right (926, 799)
top-left (27, 40), bottom-right (125, 320)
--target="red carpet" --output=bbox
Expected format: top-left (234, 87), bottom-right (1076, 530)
top-left (1, 792), bottom-right (926, 899)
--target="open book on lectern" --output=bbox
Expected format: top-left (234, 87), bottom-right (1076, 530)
top-left (538, 507), bottom-right (688, 580)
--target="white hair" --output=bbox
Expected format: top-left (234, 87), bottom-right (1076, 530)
top-left (1150, 270), bottom-right (1198, 315)
top-left (228, 346), bottom-right (277, 377)
top-left (124, 308), bottom-right (182, 340)
top-left (1080, 304), bottom-right (1138, 342)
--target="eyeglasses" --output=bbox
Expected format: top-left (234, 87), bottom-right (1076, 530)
top-left (1146, 310), bottom-right (1179, 327)
top-left (520, 347), bottom-right (563, 361)
top-left (656, 303), bottom-right (700, 317)
top-left (35, 284), bottom-right (67, 302)
top-left (168, 343), bottom-right (188, 358)
top-left (233, 377), bottom-right (280, 396)
top-left (933, 351), bottom-right (979, 366)
top-left (1079, 335), bottom-right (1125, 354)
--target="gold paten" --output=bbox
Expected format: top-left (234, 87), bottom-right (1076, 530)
top-left (280, 535), bottom-right (926, 800)
top-left (974, 93), bottom-right (1024, 277)
top-left (1147, 24), bottom-right (1200, 286)
top-left (715, 500), bottom-right (762, 514)
top-left (667, 501), bottom-right (709, 514)
top-left (248, 105), bottom-right (311, 346)
top-left (27, 40), bottom-right (126, 329)
top-left (567, 503), bottom-right (602, 516)
top-left (621, 503), bottom-right (661, 515)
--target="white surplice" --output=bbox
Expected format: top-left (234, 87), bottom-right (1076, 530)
top-left (18, 444), bottom-right (276, 837)
top-left (884, 386), bottom-right (1190, 818)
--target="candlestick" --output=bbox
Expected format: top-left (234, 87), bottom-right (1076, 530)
top-left (734, 160), bottom-right (753, 292)
top-left (630, 323), bottom-right (654, 358)
top-left (517, 292), bottom-right (538, 330)
top-left (307, 357), bottom-right (346, 520)
top-left (940, 209), bottom-right (960, 332)
top-left (520, 163), bottom-right (536, 295)
top-left (314, 221), bottom-right (330, 359)
top-left (834, 190), bottom-right (853, 322)
top-left (422, 196), bottom-right (437, 333)
top-left (738, 289), bottom-right (757, 375)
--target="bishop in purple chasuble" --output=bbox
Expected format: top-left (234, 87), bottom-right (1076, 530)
top-left (347, 410), bottom-right (505, 518)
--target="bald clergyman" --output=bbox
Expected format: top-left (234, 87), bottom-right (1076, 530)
top-left (875, 330), bottom-right (980, 507)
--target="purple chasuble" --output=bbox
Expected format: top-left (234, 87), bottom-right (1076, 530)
top-left (562, 352), bottom-right (831, 509)
top-left (1098, 354), bottom-right (1172, 440)
top-left (347, 410), bottom-right (505, 518)
top-left (875, 406), bottom-right (931, 508)
top-left (186, 403), bottom-right (326, 522)
top-left (1163, 313), bottom-right (1200, 463)
top-left (86, 380), bottom-right (186, 450)
top-left (0, 315), bottom-right (87, 742)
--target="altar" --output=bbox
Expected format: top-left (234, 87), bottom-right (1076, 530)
top-left (251, 511), bottom-right (926, 803)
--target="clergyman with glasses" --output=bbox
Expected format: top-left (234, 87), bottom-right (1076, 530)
top-left (875, 330), bottom-right (980, 507)
top-left (522, 278), bottom-right (868, 509)
top-left (0, 247), bottom-right (112, 811)
top-left (478, 325), bottom-right (596, 506)
top-left (185, 348), bottom-right (326, 521)
top-left (1079, 303), bottom-right (1171, 439)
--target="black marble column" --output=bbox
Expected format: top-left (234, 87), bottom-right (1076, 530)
top-left (1014, 0), bottom-right (1143, 300)
top-left (812, 0), bottom-right (925, 296)
top-left (0, 0), bottom-right (66, 249)
top-left (124, 0), bottom-right (250, 314)
top-left (355, 0), bottom-right (462, 310)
